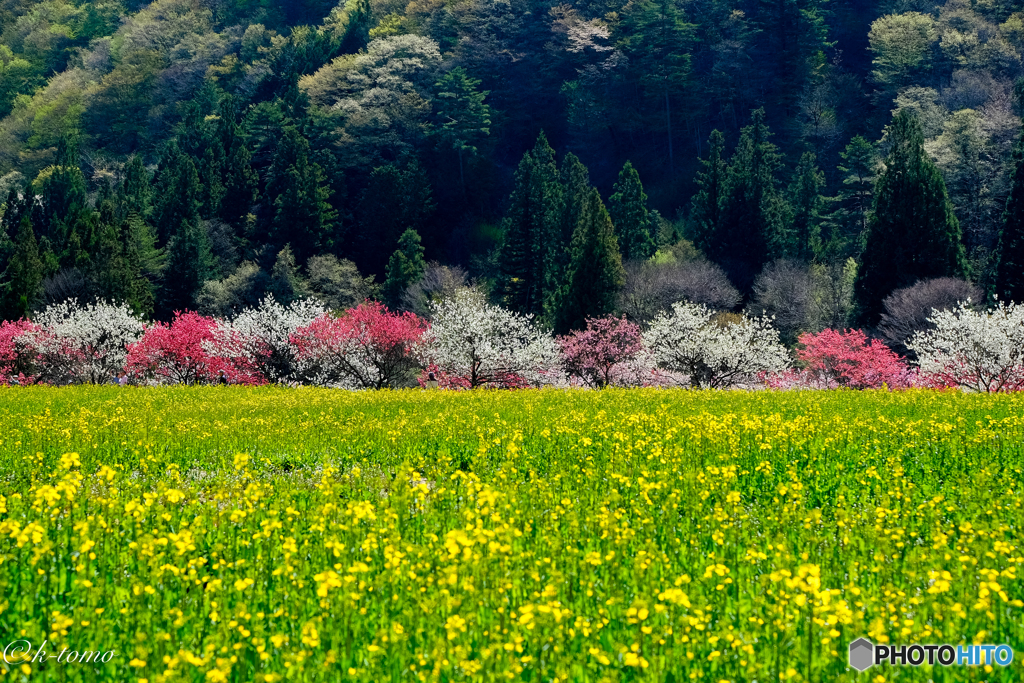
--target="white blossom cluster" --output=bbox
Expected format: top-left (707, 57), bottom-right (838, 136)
top-left (908, 300), bottom-right (1024, 393)
top-left (422, 289), bottom-right (562, 387)
top-left (642, 301), bottom-right (790, 388)
top-left (218, 297), bottom-right (327, 383)
top-left (33, 299), bottom-right (145, 384)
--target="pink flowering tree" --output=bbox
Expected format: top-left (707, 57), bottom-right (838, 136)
top-left (291, 302), bottom-right (428, 389)
top-left (794, 328), bottom-right (913, 389)
top-left (126, 312), bottom-right (264, 385)
top-left (0, 320), bottom-right (42, 385)
top-left (558, 316), bottom-right (649, 388)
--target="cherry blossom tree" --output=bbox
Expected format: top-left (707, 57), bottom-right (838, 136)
top-left (420, 289), bottom-right (560, 388)
top-left (126, 311), bottom-right (263, 385)
top-left (643, 302), bottom-right (790, 388)
top-left (909, 301), bottom-right (1024, 392)
top-left (34, 299), bottom-right (146, 384)
top-left (0, 320), bottom-right (41, 385)
top-left (224, 297), bottom-right (326, 383)
top-left (291, 302), bottom-right (428, 389)
top-left (794, 328), bottom-right (913, 389)
top-left (558, 316), bottom-right (651, 388)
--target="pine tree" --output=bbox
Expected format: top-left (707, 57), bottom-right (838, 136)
top-left (555, 188), bottom-right (626, 333)
top-left (268, 245), bottom-right (306, 305)
top-left (1, 215), bottom-right (43, 319)
top-left (820, 136), bottom-right (878, 260)
top-left (609, 161), bottom-right (655, 261)
top-left (120, 156), bottom-right (152, 221)
top-left (499, 132), bottom-right (563, 317)
top-left (356, 161), bottom-right (434, 275)
top-left (996, 87), bottom-right (1024, 304)
top-left (38, 134), bottom-right (90, 253)
top-left (690, 129), bottom-right (726, 256)
top-left (788, 152), bottom-right (824, 261)
top-left (431, 67), bottom-right (491, 196)
top-left (161, 218), bottom-right (213, 317)
top-left (153, 142), bottom-right (202, 244)
top-left (544, 152), bottom-right (590, 323)
top-left (270, 131), bottom-right (337, 262)
top-left (382, 229), bottom-right (427, 309)
top-left (855, 110), bottom-right (968, 324)
top-left (220, 143), bottom-right (259, 226)
top-left (715, 109), bottom-right (791, 293)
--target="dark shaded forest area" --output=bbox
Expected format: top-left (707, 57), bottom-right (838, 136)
top-left (1, 0), bottom-right (1024, 335)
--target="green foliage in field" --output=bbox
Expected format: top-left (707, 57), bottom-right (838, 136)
top-left (0, 387), bottom-right (1022, 681)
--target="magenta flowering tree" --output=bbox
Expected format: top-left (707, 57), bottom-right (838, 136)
top-left (0, 319), bottom-right (42, 385)
top-left (291, 302), bottom-right (428, 389)
top-left (795, 328), bottom-right (914, 389)
top-left (126, 312), bottom-right (265, 385)
top-left (558, 316), bottom-right (648, 388)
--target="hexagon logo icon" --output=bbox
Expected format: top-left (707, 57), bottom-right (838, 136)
top-left (849, 638), bottom-right (874, 672)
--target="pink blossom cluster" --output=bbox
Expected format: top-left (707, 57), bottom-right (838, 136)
top-left (764, 328), bottom-right (920, 390)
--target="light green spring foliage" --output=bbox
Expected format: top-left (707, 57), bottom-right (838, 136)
top-left (0, 387), bottom-right (1022, 682)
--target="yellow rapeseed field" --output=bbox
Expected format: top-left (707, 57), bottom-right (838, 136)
top-left (0, 386), bottom-right (1021, 682)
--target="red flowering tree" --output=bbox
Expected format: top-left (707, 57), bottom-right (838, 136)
top-left (291, 302), bottom-right (428, 389)
top-left (795, 328), bottom-right (914, 389)
top-left (0, 320), bottom-right (42, 385)
top-left (126, 312), bottom-right (264, 385)
top-left (558, 316), bottom-right (647, 388)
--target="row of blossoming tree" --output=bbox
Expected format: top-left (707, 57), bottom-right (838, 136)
top-left (1, 289), bottom-right (1023, 392)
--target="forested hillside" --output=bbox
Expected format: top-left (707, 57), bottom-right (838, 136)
top-left (1, 0), bottom-right (1023, 332)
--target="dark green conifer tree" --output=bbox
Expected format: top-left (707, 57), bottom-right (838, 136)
top-left (996, 87), bottom-right (1024, 304)
top-left (715, 109), bottom-right (791, 294)
top-left (270, 131), bottom-right (337, 262)
top-left (690, 130), bottom-right (726, 257)
top-left (382, 229), bottom-right (427, 309)
top-left (1, 216), bottom-right (43, 319)
top-left (609, 161), bottom-right (655, 261)
top-left (855, 110), bottom-right (968, 324)
top-left (153, 142), bottom-right (202, 244)
top-left (554, 188), bottom-right (625, 333)
top-left (499, 132), bottom-right (563, 317)
top-left (788, 152), bottom-right (824, 261)
top-left (161, 217), bottom-right (213, 316)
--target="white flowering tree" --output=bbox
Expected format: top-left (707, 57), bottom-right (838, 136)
top-left (643, 301), bottom-right (790, 388)
top-left (908, 300), bottom-right (1024, 392)
top-left (221, 297), bottom-right (327, 383)
top-left (34, 299), bottom-right (146, 384)
top-left (421, 289), bottom-right (561, 388)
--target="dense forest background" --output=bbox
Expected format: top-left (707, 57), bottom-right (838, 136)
top-left (1, 0), bottom-right (1024, 337)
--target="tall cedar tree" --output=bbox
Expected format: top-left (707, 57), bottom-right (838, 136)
top-left (690, 129), bottom-right (726, 256)
top-left (39, 135), bottom-right (90, 260)
top-left (855, 110), bottom-right (967, 324)
top-left (499, 133), bottom-right (563, 317)
top-left (555, 188), bottom-right (626, 333)
top-left (431, 67), bottom-right (491, 196)
top-left (383, 229), bottom-right (427, 309)
top-left (996, 85), bottom-right (1024, 304)
top-left (609, 161), bottom-right (655, 261)
top-left (820, 135), bottom-right (878, 260)
top-left (714, 109), bottom-right (791, 294)
top-left (2, 215), bottom-right (43, 319)
top-left (616, 0), bottom-right (694, 175)
top-left (269, 130), bottom-right (337, 262)
top-left (120, 156), bottom-right (151, 221)
top-left (356, 161), bottom-right (434, 276)
top-left (216, 97), bottom-right (259, 226)
top-left (153, 142), bottom-right (202, 244)
top-left (161, 211), bottom-right (213, 317)
top-left (788, 152), bottom-right (824, 261)
top-left (545, 152), bottom-right (590, 324)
